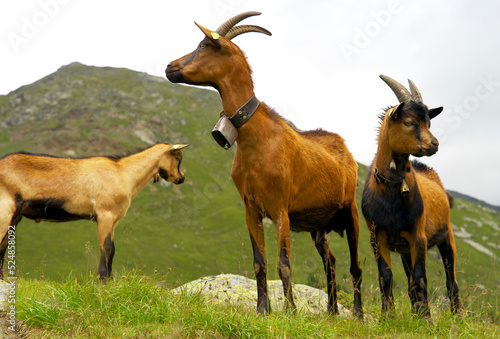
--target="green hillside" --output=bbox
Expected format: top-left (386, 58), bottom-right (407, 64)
top-left (1, 63), bottom-right (498, 319)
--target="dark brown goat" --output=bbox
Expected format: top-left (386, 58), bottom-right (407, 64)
top-left (0, 143), bottom-right (188, 280)
top-left (361, 75), bottom-right (459, 320)
top-left (166, 12), bottom-right (362, 317)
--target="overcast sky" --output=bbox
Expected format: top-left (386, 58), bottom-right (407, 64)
top-left (1, 0), bottom-right (499, 205)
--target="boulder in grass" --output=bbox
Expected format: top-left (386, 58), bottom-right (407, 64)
top-left (173, 273), bottom-right (351, 316)
top-left (0, 281), bottom-right (9, 312)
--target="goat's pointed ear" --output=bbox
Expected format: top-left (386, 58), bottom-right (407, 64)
top-left (172, 144), bottom-right (190, 151)
top-left (387, 103), bottom-right (405, 120)
top-left (429, 106), bottom-right (443, 120)
top-left (195, 22), bottom-right (221, 44)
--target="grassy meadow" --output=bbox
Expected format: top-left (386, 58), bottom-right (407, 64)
top-left (5, 269), bottom-right (499, 338)
top-left (0, 63), bottom-right (498, 337)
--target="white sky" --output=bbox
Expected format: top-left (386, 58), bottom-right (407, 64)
top-left (1, 0), bottom-right (499, 205)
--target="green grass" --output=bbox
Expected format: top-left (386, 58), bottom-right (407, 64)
top-left (10, 269), bottom-right (500, 338)
top-left (2, 62), bottom-right (499, 336)
top-left (11, 164), bottom-right (500, 324)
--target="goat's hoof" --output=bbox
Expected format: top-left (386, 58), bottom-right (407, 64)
top-left (354, 309), bottom-right (364, 320)
top-left (378, 310), bottom-right (395, 323)
top-left (285, 302), bottom-right (297, 315)
top-left (418, 316), bottom-right (433, 326)
top-left (327, 305), bottom-right (339, 316)
top-left (98, 274), bottom-right (112, 285)
top-left (256, 303), bottom-right (271, 316)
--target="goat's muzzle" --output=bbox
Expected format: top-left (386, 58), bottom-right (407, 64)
top-left (414, 138), bottom-right (439, 157)
top-left (165, 63), bottom-right (184, 83)
top-left (174, 176), bottom-right (185, 185)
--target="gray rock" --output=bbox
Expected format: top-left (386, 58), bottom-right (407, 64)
top-left (173, 273), bottom-right (350, 316)
top-left (0, 280), bottom-right (10, 312)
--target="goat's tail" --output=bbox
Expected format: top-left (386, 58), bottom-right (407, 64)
top-left (446, 191), bottom-right (454, 209)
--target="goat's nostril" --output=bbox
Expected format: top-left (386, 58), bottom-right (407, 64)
top-left (165, 62), bottom-right (175, 73)
top-left (432, 139), bottom-right (439, 147)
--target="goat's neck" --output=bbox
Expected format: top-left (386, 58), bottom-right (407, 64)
top-left (374, 131), bottom-right (411, 182)
top-left (119, 145), bottom-right (164, 198)
top-left (215, 61), bottom-right (283, 148)
top-left (217, 65), bottom-right (254, 118)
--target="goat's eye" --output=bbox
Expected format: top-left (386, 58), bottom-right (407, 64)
top-left (404, 121), bottom-right (413, 127)
top-left (200, 43), bottom-right (206, 49)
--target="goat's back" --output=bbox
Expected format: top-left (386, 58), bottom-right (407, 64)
top-left (0, 152), bottom-right (121, 199)
top-left (299, 129), bottom-right (356, 177)
top-left (411, 161), bottom-right (453, 242)
top-left (411, 160), bottom-right (445, 189)
top-left (411, 159), bottom-right (453, 206)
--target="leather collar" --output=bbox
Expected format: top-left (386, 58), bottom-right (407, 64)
top-left (374, 167), bottom-right (403, 186)
top-left (223, 94), bottom-right (260, 128)
top-left (373, 167), bottom-right (410, 196)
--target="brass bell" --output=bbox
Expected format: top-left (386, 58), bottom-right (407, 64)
top-left (401, 179), bottom-right (410, 196)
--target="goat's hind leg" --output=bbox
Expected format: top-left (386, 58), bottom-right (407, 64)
top-left (331, 202), bottom-right (363, 317)
top-left (345, 203), bottom-right (363, 318)
top-left (311, 230), bottom-right (338, 315)
top-left (438, 233), bottom-right (460, 314)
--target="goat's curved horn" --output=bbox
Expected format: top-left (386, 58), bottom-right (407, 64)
top-left (408, 79), bottom-right (423, 103)
top-left (216, 11), bottom-right (262, 36)
top-left (380, 75), bottom-right (412, 103)
top-left (225, 25), bottom-right (272, 40)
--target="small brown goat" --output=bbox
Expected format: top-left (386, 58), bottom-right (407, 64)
top-left (166, 12), bottom-right (362, 317)
top-left (361, 75), bottom-right (459, 320)
top-left (0, 143), bottom-right (188, 280)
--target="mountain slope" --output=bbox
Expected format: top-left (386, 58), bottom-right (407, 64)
top-left (1, 62), bottom-right (244, 282)
top-left (0, 63), bottom-right (498, 316)
top-left (448, 190), bottom-right (500, 212)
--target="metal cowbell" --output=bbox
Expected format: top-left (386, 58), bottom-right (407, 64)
top-left (211, 114), bottom-right (238, 149)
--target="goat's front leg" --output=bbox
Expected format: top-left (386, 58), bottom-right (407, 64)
top-left (0, 207), bottom-right (21, 279)
top-left (274, 211), bottom-right (296, 312)
top-left (311, 230), bottom-right (338, 315)
top-left (97, 215), bottom-right (117, 282)
top-left (245, 205), bottom-right (270, 314)
top-left (0, 216), bottom-right (20, 279)
top-left (371, 230), bottom-right (394, 314)
top-left (401, 253), bottom-right (416, 309)
top-left (408, 234), bottom-right (431, 319)
top-left (0, 226), bottom-right (9, 279)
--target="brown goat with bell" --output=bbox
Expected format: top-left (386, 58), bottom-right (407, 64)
top-left (361, 75), bottom-right (459, 320)
top-left (0, 143), bottom-right (188, 280)
top-left (166, 12), bottom-right (362, 317)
